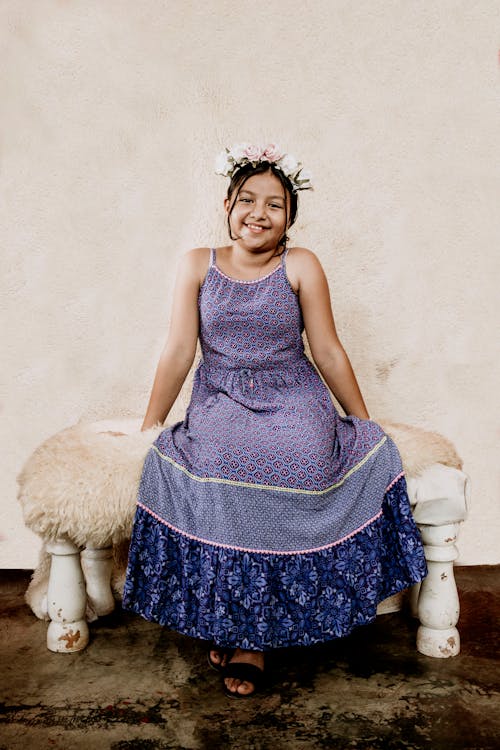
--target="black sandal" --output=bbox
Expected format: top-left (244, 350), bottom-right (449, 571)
top-left (222, 661), bottom-right (265, 699)
top-left (207, 645), bottom-right (234, 672)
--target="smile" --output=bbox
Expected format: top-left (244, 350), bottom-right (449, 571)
top-left (245, 223), bottom-right (268, 233)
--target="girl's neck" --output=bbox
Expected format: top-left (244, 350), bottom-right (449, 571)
top-left (217, 244), bottom-right (283, 281)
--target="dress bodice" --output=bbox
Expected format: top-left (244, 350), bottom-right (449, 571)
top-left (198, 248), bottom-right (305, 375)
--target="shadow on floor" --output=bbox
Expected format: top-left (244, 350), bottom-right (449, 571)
top-left (0, 566), bottom-right (499, 749)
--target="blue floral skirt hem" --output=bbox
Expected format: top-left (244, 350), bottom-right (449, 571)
top-left (122, 476), bottom-right (427, 650)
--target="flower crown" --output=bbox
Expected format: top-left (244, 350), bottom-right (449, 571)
top-left (215, 143), bottom-right (313, 192)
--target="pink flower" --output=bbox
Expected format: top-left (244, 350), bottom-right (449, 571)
top-left (243, 144), bottom-right (263, 162)
top-left (262, 144), bottom-right (283, 162)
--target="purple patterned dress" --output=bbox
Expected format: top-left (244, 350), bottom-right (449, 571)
top-left (123, 248), bottom-right (427, 650)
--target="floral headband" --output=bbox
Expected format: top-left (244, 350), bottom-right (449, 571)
top-left (215, 143), bottom-right (313, 192)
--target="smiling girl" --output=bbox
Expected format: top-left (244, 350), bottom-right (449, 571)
top-left (122, 143), bottom-right (427, 698)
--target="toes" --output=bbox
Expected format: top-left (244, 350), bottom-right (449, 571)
top-left (224, 677), bottom-right (254, 696)
top-left (224, 677), bottom-right (237, 693)
top-left (210, 649), bottom-right (229, 667)
top-left (236, 680), bottom-right (254, 696)
top-left (210, 649), bottom-right (221, 665)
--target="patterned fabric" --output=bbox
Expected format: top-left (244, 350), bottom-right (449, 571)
top-left (123, 248), bottom-right (427, 648)
top-left (124, 475), bottom-right (423, 650)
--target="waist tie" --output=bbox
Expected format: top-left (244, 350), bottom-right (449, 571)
top-left (199, 359), bottom-right (315, 391)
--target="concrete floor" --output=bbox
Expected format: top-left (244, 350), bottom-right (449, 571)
top-left (0, 567), bottom-right (498, 750)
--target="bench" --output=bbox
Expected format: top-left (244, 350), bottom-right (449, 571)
top-left (17, 418), bottom-right (469, 657)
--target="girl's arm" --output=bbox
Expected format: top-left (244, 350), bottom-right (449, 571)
top-left (290, 248), bottom-right (370, 420)
top-left (140, 248), bottom-right (208, 431)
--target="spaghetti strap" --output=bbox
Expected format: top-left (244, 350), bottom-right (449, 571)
top-left (210, 247), bottom-right (216, 266)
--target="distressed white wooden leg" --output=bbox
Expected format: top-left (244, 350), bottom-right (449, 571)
top-left (46, 539), bottom-right (89, 653)
top-left (416, 523), bottom-right (460, 657)
top-left (81, 546), bottom-right (115, 618)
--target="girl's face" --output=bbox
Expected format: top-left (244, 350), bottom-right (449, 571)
top-left (225, 170), bottom-right (290, 253)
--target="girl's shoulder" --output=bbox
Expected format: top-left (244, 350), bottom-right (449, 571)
top-left (287, 246), bottom-right (320, 264)
top-left (286, 247), bottom-right (325, 291)
top-left (179, 247), bottom-right (212, 286)
top-left (183, 246), bottom-right (212, 263)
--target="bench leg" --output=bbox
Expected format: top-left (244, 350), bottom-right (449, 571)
top-left (416, 523), bottom-right (461, 657)
top-left (46, 539), bottom-right (89, 653)
top-left (81, 545), bottom-right (115, 618)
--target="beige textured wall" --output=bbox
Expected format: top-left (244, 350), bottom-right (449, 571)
top-left (2, 1), bottom-right (499, 568)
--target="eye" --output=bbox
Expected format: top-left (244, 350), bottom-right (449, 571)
top-left (239, 197), bottom-right (252, 203)
top-left (269, 202), bottom-right (284, 209)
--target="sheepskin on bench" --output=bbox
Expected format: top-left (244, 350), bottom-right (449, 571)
top-left (17, 418), bottom-right (469, 657)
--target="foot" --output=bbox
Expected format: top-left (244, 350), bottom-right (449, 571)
top-left (208, 646), bottom-right (232, 671)
top-left (223, 648), bottom-right (265, 697)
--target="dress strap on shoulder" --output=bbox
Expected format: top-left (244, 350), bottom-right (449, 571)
top-left (210, 247), bottom-right (216, 266)
top-left (281, 247), bottom-right (290, 266)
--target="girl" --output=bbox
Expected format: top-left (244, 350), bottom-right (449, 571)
top-left (122, 143), bottom-right (427, 698)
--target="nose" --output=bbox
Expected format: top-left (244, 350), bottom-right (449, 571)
top-left (248, 201), bottom-right (267, 220)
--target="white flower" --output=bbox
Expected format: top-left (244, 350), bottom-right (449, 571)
top-left (229, 142), bottom-right (251, 162)
top-left (215, 151), bottom-right (231, 176)
top-left (295, 168), bottom-right (313, 189)
top-left (277, 153), bottom-right (299, 177)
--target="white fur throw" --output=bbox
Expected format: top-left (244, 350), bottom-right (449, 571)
top-left (18, 418), bottom-right (462, 548)
top-left (17, 417), bottom-right (462, 620)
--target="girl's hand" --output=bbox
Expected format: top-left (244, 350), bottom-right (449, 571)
top-left (139, 247), bottom-right (204, 428)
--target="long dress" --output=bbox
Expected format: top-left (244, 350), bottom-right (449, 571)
top-left (122, 247), bottom-right (427, 651)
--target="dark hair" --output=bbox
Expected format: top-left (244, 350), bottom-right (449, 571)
top-left (226, 162), bottom-right (298, 253)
